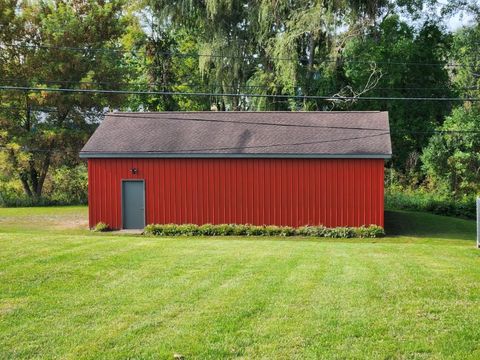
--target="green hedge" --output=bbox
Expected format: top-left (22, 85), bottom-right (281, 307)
top-left (144, 223), bottom-right (385, 238)
top-left (93, 222), bottom-right (110, 232)
top-left (385, 191), bottom-right (476, 219)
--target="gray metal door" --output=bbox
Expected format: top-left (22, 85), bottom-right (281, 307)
top-left (122, 180), bottom-right (145, 229)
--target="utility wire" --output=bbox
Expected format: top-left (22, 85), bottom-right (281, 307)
top-left (2, 128), bottom-right (477, 155)
top-left (108, 113), bottom-right (391, 131)
top-left (1, 106), bottom-right (479, 135)
top-left (136, 132), bottom-right (392, 153)
top-left (108, 111), bottom-right (464, 134)
top-left (0, 132), bottom-right (389, 154)
top-left (106, 113), bottom-right (480, 134)
top-left (0, 85), bottom-right (478, 101)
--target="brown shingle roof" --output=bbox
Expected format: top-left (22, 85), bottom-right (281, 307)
top-left (80, 111), bottom-right (391, 158)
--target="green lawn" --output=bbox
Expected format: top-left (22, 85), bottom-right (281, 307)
top-left (1, 207), bottom-right (480, 359)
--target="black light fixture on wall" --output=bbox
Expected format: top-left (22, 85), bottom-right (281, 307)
top-left (131, 168), bottom-right (138, 175)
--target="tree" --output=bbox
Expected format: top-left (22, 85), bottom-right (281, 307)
top-left (0, 0), bottom-right (129, 199)
top-left (450, 22), bottom-right (480, 98)
top-left (121, 14), bottom-right (211, 112)
top-left (144, 0), bottom-right (262, 111)
top-left (144, 0), bottom-right (399, 111)
top-left (421, 105), bottom-right (480, 197)
top-left (339, 16), bottom-right (454, 178)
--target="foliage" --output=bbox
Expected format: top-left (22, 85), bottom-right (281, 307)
top-left (144, 0), bottom-right (426, 112)
top-left (0, 173), bottom-right (23, 207)
top-left (0, 0), bottom-right (129, 199)
top-left (0, 0), bottom-right (479, 205)
top-left (418, 20), bottom-right (480, 200)
top-left (450, 22), bottom-right (480, 97)
top-left (93, 222), bottom-right (110, 232)
top-left (355, 225), bottom-right (386, 238)
top-left (144, 223), bottom-right (385, 238)
top-left (296, 225), bottom-right (325, 237)
top-left (0, 163), bottom-right (88, 207)
top-left (50, 164), bottom-right (88, 205)
top-left (341, 16), bottom-right (453, 174)
top-left (0, 195), bottom-right (63, 207)
top-left (385, 188), bottom-right (476, 219)
top-left (421, 106), bottom-right (480, 197)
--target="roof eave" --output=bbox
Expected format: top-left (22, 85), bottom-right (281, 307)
top-left (79, 152), bottom-right (392, 159)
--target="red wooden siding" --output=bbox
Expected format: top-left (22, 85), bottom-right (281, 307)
top-left (87, 158), bottom-right (384, 229)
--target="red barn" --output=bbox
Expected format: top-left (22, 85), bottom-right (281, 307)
top-left (80, 111), bottom-right (391, 230)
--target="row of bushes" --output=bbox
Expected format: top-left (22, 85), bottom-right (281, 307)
top-left (143, 223), bottom-right (385, 238)
top-left (385, 191), bottom-right (476, 219)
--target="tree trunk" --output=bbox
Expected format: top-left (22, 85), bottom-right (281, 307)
top-left (28, 158), bottom-right (39, 198)
top-left (35, 153), bottom-right (51, 197)
top-left (19, 152), bottom-right (52, 199)
top-left (19, 173), bottom-right (33, 198)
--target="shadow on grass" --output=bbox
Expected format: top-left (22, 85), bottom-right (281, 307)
top-left (385, 210), bottom-right (475, 241)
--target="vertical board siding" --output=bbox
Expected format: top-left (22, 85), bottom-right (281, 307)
top-left (88, 158), bottom-right (385, 229)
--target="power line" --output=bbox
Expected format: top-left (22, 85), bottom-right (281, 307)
top-left (1, 128), bottom-right (478, 155)
top-left (108, 113), bottom-right (390, 131)
top-left (0, 133), bottom-right (389, 154)
top-left (0, 42), bottom-right (464, 68)
top-left (106, 113), bottom-right (480, 134)
top-left (1, 106), bottom-right (479, 135)
top-left (0, 85), bottom-right (479, 101)
top-left (145, 132), bottom-right (392, 153)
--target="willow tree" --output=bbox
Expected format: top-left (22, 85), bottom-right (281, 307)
top-left (145, 0), bottom-right (262, 110)
top-left (145, 0), bottom-right (421, 110)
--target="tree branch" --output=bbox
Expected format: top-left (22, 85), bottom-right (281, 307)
top-left (327, 63), bottom-right (383, 109)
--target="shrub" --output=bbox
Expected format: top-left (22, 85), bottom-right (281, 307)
top-left (0, 178), bottom-right (24, 207)
top-left (355, 225), bottom-right (385, 238)
top-left (144, 224), bottom-right (159, 235)
top-left (50, 164), bottom-right (88, 205)
top-left (198, 223), bottom-right (216, 236)
top-left (214, 224), bottom-right (236, 236)
top-left (385, 190), bottom-right (476, 219)
top-left (162, 224), bottom-right (181, 236)
top-left (232, 224), bottom-right (248, 236)
top-left (143, 223), bottom-right (384, 238)
top-left (93, 222), bottom-right (110, 232)
top-left (245, 225), bottom-right (264, 236)
top-left (263, 225), bottom-right (283, 236)
top-left (323, 227), bottom-right (355, 238)
top-left (176, 224), bottom-right (199, 236)
top-left (279, 226), bottom-right (295, 237)
top-left (296, 225), bottom-right (325, 237)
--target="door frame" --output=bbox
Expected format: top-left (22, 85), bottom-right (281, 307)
top-left (121, 179), bottom-right (146, 229)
